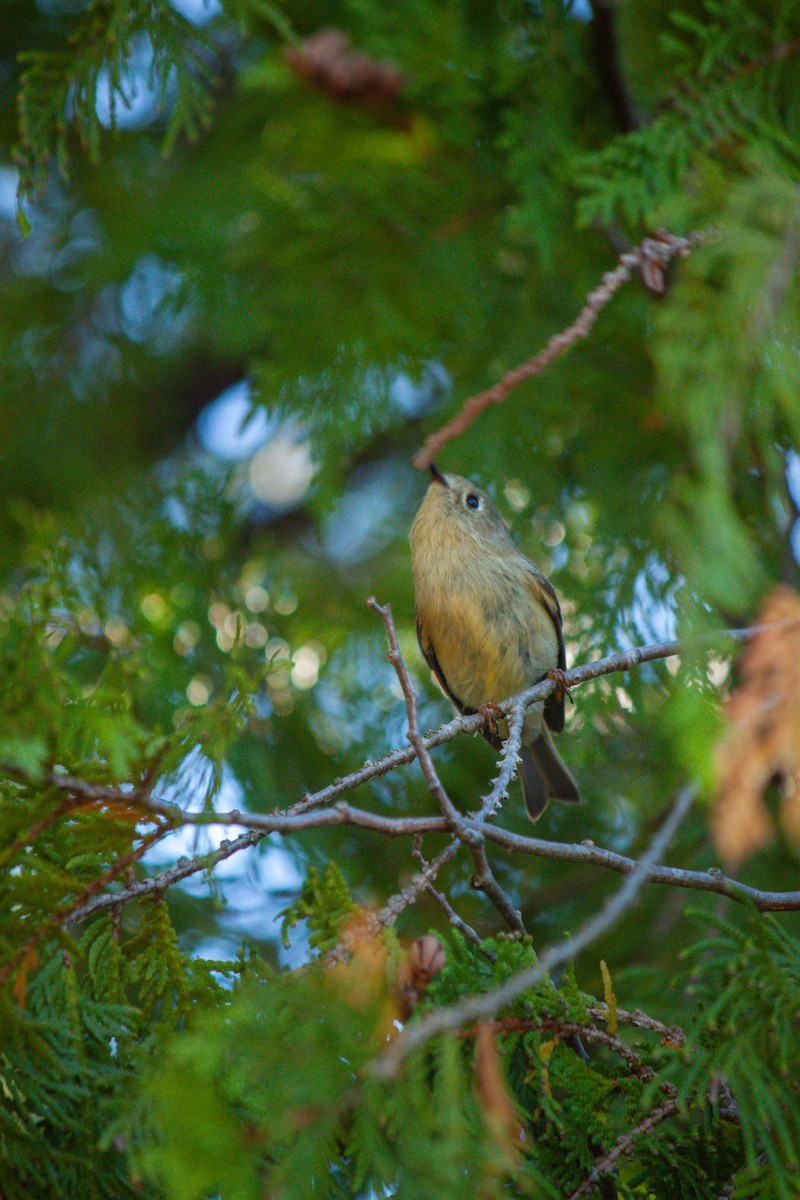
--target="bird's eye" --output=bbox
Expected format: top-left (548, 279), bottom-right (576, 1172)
top-left (465, 493), bottom-right (480, 510)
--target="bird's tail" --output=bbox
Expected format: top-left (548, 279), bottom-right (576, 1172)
top-left (519, 727), bottom-right (580, 821)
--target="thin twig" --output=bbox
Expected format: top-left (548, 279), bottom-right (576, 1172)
top-left (372, 784), bottom-right (696, 1076)
top-left (424, 883), bottom-right (490, 952)
top-left (491, 1015), bottom-right (677, 1097)
top-left (466, 760), bottom-right (529, 933)
top-left (412, 230), bottom-right (711, 468)
top-left (461, 699), bottom-right (529, 933)
top-left (373, 840), bottom-right (462, 929)
top-left (480, 698), bottom-right (526, 819)
top-left (567, 1097), bottom-right (681, 1198)
top-left (411, 837), bottom-right (493, 957)
top-left (467, 839), bottom-right (526, 933)
top-left (374, 699), bottom-right (528, 930)
top-left (367, 597), bottom-right (474, 840)
top-left (68, 828), bottom-right (266, 924)
top-left (587, 1004), bottom-right (686, 1047)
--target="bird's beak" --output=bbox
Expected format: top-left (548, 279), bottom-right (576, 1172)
top-left (429, 462), bottom-right (449, 487)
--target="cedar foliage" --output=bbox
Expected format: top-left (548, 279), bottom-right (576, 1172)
top-left (2, 1), bottom-right (800, 1197)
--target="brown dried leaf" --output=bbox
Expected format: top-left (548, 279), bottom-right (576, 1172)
top-left (474, 1022), bottom-right (526, 1164)
top-left (714, 586), bottom-right (800, 867)
top-left (11, 947), bottom-right (39, 1009)
top-left (284, 29), bottom-right (404, 104)
top-left (327, 911), bottom-right (399, 1035)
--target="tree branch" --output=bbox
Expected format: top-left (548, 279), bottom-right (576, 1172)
top-left (567, 1097), bottom-right (680, 1199)
top-left (373, 839), bottom-right (461, 929)
top-left (66, 796), bottom-right (800, 923)
top-left (371, 701), bottom-right (527, 932)
top-left (412, 229), bottom-right (711, 469)
top-left (493, 1015), bottom-right (677, 1097)
top-left (30, 622), bottom-right (800, 932)
top-left (367, 597), bottom-right (473, 840)
top-left (67, 828), bottom-right (266, 924)
top-left (587, 1003), bottom-right (686, 1047)
top-left (472, 822), bottom-right (800, 911)
top-left (411, 836), bottom-right (493, 957)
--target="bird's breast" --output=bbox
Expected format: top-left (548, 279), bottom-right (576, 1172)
top-left (414, 553), bottom-right (558, 711)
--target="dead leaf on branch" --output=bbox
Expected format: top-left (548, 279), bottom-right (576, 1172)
top-left (474, 1022), bottom-right (526, 1166)
top-left (11, 947), bottom-right (39, 1009)
top-left (714, 586), bottom-right (800, 867)
top-left (284, 30), bottom-right (404, 105)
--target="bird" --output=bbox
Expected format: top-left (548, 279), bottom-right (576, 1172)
top-left (409, 463), bottom-right (579, 820)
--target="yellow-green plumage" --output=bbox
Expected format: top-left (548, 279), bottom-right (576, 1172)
top-left (410, 469), bottom-right (579, 820)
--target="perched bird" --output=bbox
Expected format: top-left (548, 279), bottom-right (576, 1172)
top-left (409, 464), bottom-right (579, 820)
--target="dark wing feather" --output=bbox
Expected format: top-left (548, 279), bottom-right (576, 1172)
top-left (415, 617), bottom-right (466, 713)
top-left (524, 564), bottom-right (566, 734)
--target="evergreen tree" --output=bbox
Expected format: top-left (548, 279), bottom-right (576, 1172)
top-left (1, 1), bottom-right (800, 1196)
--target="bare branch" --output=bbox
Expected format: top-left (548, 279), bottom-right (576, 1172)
top-left (140, 796), bottom-right (450, 837)
top-left (475, 822), bottom-right (800, 912)
top-left (90, 800), bottom-right (800, 915)
top-left (68, 829), bottom-right (266, 924)
top-left (587, 1004), bottom-right (686, 1047)
top-left (467, 840), bottom-right (526, 934)
top-left (62, 788), bottom-right (800, 925)
top-left (33, 623), bottom-right (800, 932)
top-left (481, 698), bottom-right (526, 819)
top-left (375, 698), bottom-right (529, 924)
top-left (412, 229), bottom-right (711, 469)
top-left (373, 840), bottom-right (462, 929)
top-left (411, 837), bottom-right (493, 957)
top-left (367, 597), bottom-right (472, 839)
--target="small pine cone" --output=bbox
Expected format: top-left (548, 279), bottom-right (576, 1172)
top-left (407, 935), bottom-right (446, 987)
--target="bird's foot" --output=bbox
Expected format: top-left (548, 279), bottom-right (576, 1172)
top-left (479, 702), bottom-right (505, 738)
top-left (546, 667), bottom-right (573, 703)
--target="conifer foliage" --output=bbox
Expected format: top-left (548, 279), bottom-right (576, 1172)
top-left (2, 1), bottom-right (800, 1197)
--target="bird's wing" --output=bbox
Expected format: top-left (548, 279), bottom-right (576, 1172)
top-left (523, 564), bottom-right (566, 734)
top-left (415, 616), bottom-right (503, 749)
top-left (416, 617), bottom-right (466, 713)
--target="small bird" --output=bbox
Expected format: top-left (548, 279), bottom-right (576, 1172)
top-left (409, 464), bottom-right (579, 820)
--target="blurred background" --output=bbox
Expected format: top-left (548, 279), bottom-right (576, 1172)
top-left (2, 0), bottom-right (800, 1018)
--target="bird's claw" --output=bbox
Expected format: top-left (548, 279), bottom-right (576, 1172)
top-left (546, 667), bottom-right (573, 703)
top-left (479, 702), bottom-right (505, 738)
